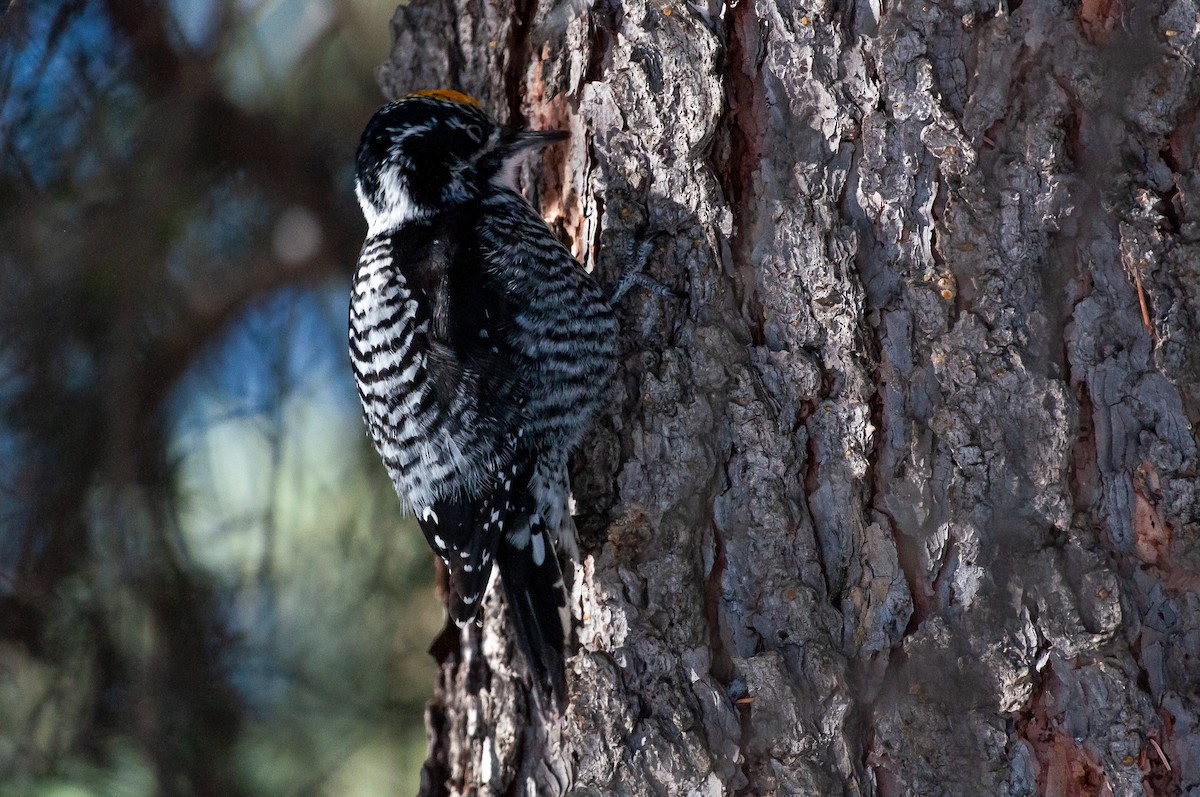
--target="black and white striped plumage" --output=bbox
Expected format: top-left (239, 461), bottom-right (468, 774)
top-left (349, 90), bottom-right (616, 699)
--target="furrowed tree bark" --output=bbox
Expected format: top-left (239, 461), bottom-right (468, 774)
top-left (377, 0), bottom-right (1200, 793)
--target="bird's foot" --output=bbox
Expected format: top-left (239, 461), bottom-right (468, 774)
top-left (609, 231), bottom-right (680, 303)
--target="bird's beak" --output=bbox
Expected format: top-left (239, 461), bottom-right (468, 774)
top-left (503, 129), bottom-right (569, 153)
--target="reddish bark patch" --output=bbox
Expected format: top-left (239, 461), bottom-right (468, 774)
top-left (525, 52), bottom-right (584, 260)
top-left (1078, 0), bottom-right (1122, 44)
top-left (1129, 462), bottom-right (1200, 594)
top-left (1163, 107), bottom-right (1197, 174)
top-left (1133, 461), bottom-right (1172, 566)
top-left (866, 747), bottom-right (903, 797)
top-left (723, 0), bottom-right (769, 215)
top-left (721, 0), bottom-right (771, 343)
top-left (1018, 672), bottom-right (1113, 797)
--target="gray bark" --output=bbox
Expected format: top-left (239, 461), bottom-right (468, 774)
top-left (378, 0), bottom-right (1200, 793)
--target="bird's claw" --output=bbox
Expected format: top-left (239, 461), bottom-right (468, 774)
top-left (610, 230), bottom-right (680, 303)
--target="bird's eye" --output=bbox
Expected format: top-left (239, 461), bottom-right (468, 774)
top-left (465, 124), bottom-right (483, 143)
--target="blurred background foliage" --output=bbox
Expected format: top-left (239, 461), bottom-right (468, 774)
top-left (0, 0), bottom-right (442, 794)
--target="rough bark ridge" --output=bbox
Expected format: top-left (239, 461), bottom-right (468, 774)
top-left (377, 0), bottom-right (1200, 793)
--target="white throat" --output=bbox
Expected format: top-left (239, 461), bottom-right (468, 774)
top-left (491, 157), bottom-right (521, 192)
top-left (357, 169), bottom-right (426, 237)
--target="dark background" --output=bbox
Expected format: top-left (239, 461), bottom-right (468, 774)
top-left (0, 1), bottom-right (438, 793)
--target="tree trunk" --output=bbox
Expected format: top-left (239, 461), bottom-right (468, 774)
top-left (377, 0), bottom-right (1200, 793)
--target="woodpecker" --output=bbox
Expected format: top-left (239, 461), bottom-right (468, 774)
top-left (349, 90), bottom-right (617, 701)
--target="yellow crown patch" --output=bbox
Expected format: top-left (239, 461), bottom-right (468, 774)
top-left (408, 89), bottom-right (481, 107)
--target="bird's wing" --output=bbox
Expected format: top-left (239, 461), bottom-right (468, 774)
top-left (415, 455), bottom-right (519, 624)
top-left (414, 211), bottom-right (572, 701)
top-left (401, 209), bottom-right (533, 624)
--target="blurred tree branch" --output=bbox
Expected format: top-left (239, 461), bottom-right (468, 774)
top-left (0, 1), bottom-right (416, 792)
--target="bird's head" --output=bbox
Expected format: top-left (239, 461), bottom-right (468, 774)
top-left (354, 90), bottom-right (567, 236)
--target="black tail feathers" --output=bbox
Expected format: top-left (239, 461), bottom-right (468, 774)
top-left (496, 522), bottom-right (569, 708)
